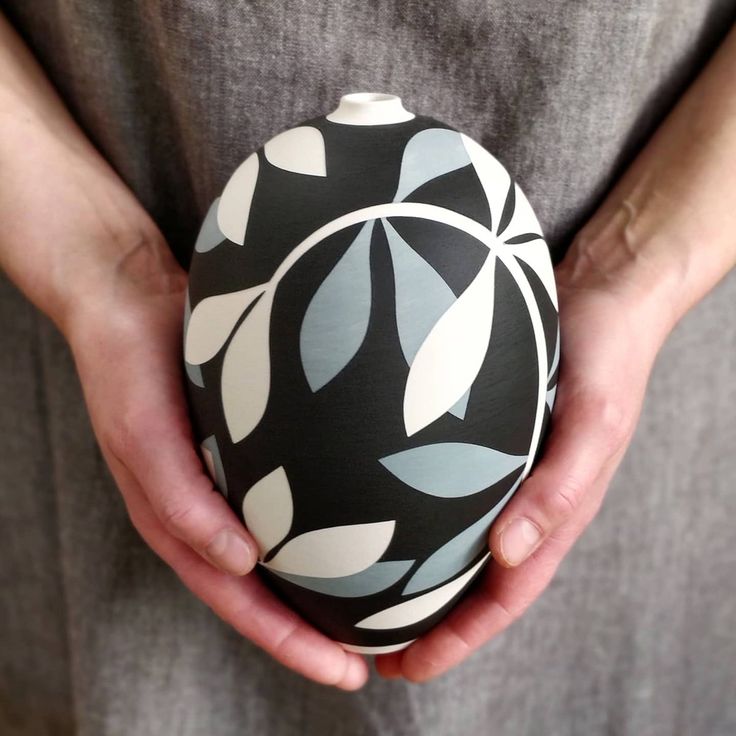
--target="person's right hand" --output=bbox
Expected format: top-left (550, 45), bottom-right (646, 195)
top-left (62, 234), bottom-right (369, 690)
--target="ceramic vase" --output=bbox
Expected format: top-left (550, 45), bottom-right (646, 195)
top-left (182, 92), bottom-right (559, 654)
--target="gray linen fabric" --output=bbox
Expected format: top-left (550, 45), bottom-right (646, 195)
top-left (1, 1), bottom-right (735, 734)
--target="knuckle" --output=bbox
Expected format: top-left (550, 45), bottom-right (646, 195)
top-left (546, 472), bottom-right (584, 520)
top-left (159, 498), bottom-right (196, 537)
top-left (578, 388), bottom-right (631, 453)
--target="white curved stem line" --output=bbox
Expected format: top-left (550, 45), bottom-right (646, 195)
top-left (267, 202), bottom-right (549, 473)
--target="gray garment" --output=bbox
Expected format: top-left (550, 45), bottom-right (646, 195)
top-left (1, 1), bottom-right (735, 735)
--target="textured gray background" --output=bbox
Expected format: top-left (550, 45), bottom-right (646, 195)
top-left (1, 1), bottom-right (735, 734)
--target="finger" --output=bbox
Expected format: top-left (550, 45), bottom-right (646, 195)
top-left (489, 380), bottom-right (635, 568)
top-left (374, 652), bottom-right (403, 679)
top-left (105, 364), bottom-right (260, 578)
top-left (380, 450), bottom-right (624, 683)
top-left (115, 460), bottom-right (370, 691)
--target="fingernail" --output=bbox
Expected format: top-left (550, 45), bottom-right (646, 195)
top-left (499, 518), bottom-right (542, 566)
top-left (206, 529), bottom-right (256, 576)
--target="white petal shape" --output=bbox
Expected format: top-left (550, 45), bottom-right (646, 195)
top-left (221, 288), bottom-right (274, 443)
top-left (183, 290), bottom-right (204, 387)
top-left (355, 553), bottom-right (489, 630)
top-left (338, 640), bottom-right (417, 654)
top-left (403, 254), bottom-right (497, 436)
top-left (185, 284), bottom-right (267, 365)
top-left (217, 152), bottom-right (259, 245)
top-left (264, 126), bottom-right (327, 177)
top-left (460, 133), bottom-right (511, 231)
top-left (242, 466), bottom-right (293, 559)
top-left (546, 385), bottom-right (558, 411)
top-left (264, 520), bottom-right (396, 578)
top-left (501, 183), bottom-right (557, 309)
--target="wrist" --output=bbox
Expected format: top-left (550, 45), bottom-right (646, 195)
top-left (556, 204), bottom-right (693, 344)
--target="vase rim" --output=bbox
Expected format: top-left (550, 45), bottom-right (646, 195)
top-left (326, 91), bottom-right (416, 126)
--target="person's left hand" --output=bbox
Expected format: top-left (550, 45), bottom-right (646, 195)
top-left (374, 230), bottom-right (679, 682)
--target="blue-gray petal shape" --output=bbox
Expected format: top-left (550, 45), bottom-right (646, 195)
top-left (183, 290), bottom-right (204, 387)
top-left (299, 220), bottom-right (374, 391)
top-left (402, 475), bottom-right (523, 595)
top-left (383, 217), bottom-right (455, 363)
top-left (268, 559), bottom-right (414, 598)
top-left (201, 434), bottom-right (228, 497)
top-left (379, 442), bottom-right (526, 497)
top-left (194, 197), bottom-right (226, 253)
top-left (393, 129), bottom-right (471, 202)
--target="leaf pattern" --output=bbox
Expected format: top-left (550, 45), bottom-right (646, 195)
top-left (194, 197), bottom-right (226, 253)
top-left (217, 152), bottom-right (259, 245)
top-left (200, 435), bottom-right (228, 497)
top-left (263, 126), bottom-right (327, 176)
top-left (379, 442), bottom-right (526, 498)
top-left (393, 128), bottom-right (471, 202)
top-left (459, 133), bottom-right (511, 233)
top-left (403, 253), bottom-right (497, 436)
top-left (355, 553), bottom-right (489, 630)
top-left (382, 218), bottom-right (470, 419)
top-left (221, 288), bottom-right (274, 443)
top-left (402, 474), bottom-right (523, 595)
top-left (269, 559), bottom-right (414, 598)
top-left (185, 284), bottom-right (267, 366)
top-left (299, 219), bottom-right (374, 391)
top-left (242, 466), bottom-right (293, 559)
top-left (183, 290), bottom-right (204, 387)
top-left (264, 520), bottom-right (397, 578)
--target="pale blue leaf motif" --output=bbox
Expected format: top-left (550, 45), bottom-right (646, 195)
top-left (393, 128), bottom-right (471, 202)
top-left (194, 197), bottom-right (226, 253)
top-left (379, 442), bottom-right (526, 498)
top-left (355, 553), bottom-right (489, 630)
top-left (402, 474), bottom-right (523, 595)
top-left (269, 559), bottom-right (414, 598)
top-left (299, 219), bottom-right (374, 392)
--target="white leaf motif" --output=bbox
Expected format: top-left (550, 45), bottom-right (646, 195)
top-left (242, 466), bottom-right (293, 558)
top-left (264, 126), bottom-right (327, 177)
top-left (403, 253), bottom-right (497, 436)
top-left (217, 152), bottom-right (259, 245)
top-left (221, 288), bottom-right (274, 443)
top-left (355, 553), bottom-right (489, 630)
top-left (264, 520), bottom-right (396, 578)
top-left (185, 284), bottom-right (267, 365)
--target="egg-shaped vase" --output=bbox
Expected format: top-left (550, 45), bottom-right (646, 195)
top-left (182, 92), bottom-right (559, 654)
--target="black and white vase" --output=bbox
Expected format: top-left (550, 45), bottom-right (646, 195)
top-left (183, 92), bottom-right (559, 654)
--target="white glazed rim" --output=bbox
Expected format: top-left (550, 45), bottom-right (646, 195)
top-left (326, 91), bottom-right (416, 126)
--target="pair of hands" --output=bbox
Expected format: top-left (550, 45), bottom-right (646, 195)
top-left (62, 221), bottom-right (677, 690)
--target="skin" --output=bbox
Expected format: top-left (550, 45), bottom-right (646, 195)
top-left (1, 11), bottom-right (734, 689)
